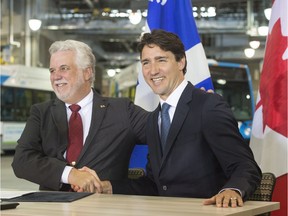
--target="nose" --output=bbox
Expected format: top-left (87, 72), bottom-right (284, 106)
top-left (149, 62), bottom-right (159, 76)
top-left (50, 69), bottom-right (62, 80)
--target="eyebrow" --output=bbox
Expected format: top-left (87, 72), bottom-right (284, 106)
top-left (49, 64), bottom-right (70, 71)
top-left (59, 64), bottom-right (70, 67)
top-left (155, 56), bottom-right (168, 60)
top-left (141, 56), bottom-right (168, 62)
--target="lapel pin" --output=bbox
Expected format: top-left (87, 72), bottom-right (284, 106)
top-left (100, 105), bottom-right (106, 108)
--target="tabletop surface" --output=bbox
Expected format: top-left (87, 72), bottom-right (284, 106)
top-left (1, 192), bottom-right (280, 216)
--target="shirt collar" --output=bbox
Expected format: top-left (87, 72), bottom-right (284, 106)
top-left (160, 79), bottom-right (188, 108)
top-left (66, 89), bottom-right (93, 109)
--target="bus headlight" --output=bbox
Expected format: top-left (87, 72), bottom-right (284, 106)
top-left (243, 127), bottom-right (251, 137)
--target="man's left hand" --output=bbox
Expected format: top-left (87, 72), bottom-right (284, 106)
top-left (203, 189), bottom-right (243, 208)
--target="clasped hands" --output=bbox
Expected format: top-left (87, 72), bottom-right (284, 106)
top-left (68, 166), bottom-right (112, 194)
top-left (68, 166), bottom-right (243, 208)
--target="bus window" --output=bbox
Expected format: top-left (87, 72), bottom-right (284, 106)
top-left (15, 88), bottom-right (33, 108)
top-left (15, 88), bottom-right (33, 121)
top-left (1, 86), bottom-right (55, 151)
top-left (34, 91), bottom-right (55, 103)
top-left (1, 87), bottom-right (14, 105)
top-left (1, 87), bottom-right (15, 121)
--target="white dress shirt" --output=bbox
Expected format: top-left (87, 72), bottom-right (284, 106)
top-left (158, 80), bottom-right (188, 130)
top-left (61, 89), bottom-right (93, 184)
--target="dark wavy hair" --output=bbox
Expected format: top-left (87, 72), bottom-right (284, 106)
top-left (137, 29), bottom-right (187, 74)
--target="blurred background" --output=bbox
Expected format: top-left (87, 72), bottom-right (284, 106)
top-left (1, 0), bottom-right (272, 188)
top-left (1, 0), bottom-right (271, 93)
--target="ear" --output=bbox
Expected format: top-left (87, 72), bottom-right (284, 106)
top-left (84, 67), bottom-right (93, 81)
top-left (178, 57), bottom-right (186, 71)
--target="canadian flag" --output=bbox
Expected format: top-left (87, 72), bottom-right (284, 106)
top-left (250, 0), bottom-right (288, 216)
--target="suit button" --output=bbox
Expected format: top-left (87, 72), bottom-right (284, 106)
top-left (162, 185), bottom-right (167, 190)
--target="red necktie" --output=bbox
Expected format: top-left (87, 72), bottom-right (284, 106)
top-left (66, 104), bottom-right (83, 166)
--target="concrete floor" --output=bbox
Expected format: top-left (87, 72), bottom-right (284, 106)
top-left (1, 154), bottom-right (38, 192)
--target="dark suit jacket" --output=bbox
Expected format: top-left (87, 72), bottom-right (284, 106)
top-left (12, 89), bottom-right (148, 190)
top-left (112, 82), bottom-right (261, 200)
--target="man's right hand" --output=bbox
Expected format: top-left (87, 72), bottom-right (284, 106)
top-left (101, 181), bottom-right (113, 194)
top-left (68, 167), bottom-right (102, 193)
top-left (74, 166), bottom-right (113, 194)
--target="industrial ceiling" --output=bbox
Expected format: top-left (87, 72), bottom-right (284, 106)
top-left (1, 0), bottom-right (271, 77)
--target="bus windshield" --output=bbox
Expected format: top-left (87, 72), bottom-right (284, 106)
top-left (209, 63), bottom-right (254, 122)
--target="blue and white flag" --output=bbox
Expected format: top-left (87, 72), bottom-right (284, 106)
top-left (134, 0), bottom-right (213, 111)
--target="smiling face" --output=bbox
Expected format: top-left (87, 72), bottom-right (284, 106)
top-left (141, 44), bottom-right (185, 101)
top-left (49, 50), bottom-right (92, 104)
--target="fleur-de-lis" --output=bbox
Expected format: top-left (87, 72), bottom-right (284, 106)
top-left (149, 0), bottom-right (167, 6)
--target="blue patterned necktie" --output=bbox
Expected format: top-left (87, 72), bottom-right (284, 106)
top-left (160, 103), bottom-right (171, 151)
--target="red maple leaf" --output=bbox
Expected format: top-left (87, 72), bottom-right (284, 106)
top-left (259, 19), bottom-right (288, 138)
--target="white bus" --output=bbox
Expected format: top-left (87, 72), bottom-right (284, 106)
top-left (0, 65), bottom-right (54, 152)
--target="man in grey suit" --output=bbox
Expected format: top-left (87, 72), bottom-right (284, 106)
top-left (12, 40), bottom-right (148, 192)
top-left (93, 30), bottom-right (262, 208)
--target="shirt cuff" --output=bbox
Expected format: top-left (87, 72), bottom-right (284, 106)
top-left (61, 166), bottom-right (73, 184)
top-left (219, 188), bottom-right (243, 198)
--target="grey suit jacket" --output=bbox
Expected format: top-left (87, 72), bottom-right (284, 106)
top-left (12, 89), bottom-right (148, 190)
top-left (112, 82), bottom-right (261, 200)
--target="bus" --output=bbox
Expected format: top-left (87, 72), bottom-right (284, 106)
top-left (117, 60), bottom-right (255, 168)
top-left (0, 65), bottom-right (55, 152)
top-left (208, 60), bottom-right (255, 142)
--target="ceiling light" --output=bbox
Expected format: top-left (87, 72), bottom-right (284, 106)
top-left (28, 19), bottom-right (42, 31)
top-left (207, 7), bottom-right (216, 17)
top-left (107, 69), bottom-right (116, 77)
top-left (216, 79), bottom-right (226, 85)
top-left (264, 8), bottom-right (271, 20)
top-left (249, 40), bottom-right (260, 49)
top-left (129, 10), bottom-right (142, 25)
top-left (244, 48), bottom-right (255, 58)
top-left (142, 10), bottom-right (147, 18)
top-left (258, 26), bottom-right (269, 36)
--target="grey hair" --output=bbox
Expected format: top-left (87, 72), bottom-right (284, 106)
top-left (49, 40), bottom-right (96, 83)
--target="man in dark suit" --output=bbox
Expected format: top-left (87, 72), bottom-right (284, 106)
top-left (12, 40), bottom-right (148, 192)
top-left (95, 30), bottom-right (262, 208)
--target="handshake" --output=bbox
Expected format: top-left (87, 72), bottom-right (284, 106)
top-left (68, 166), bottom-right (112, 194)
top-left (67, 166), bottom-right (244, 208)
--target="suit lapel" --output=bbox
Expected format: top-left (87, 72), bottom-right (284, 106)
top-left (150, 105), bottom-right (163, 171)
top-left (50, 99), bottom-right (68, 157)
top-left (160, 83), bottom-right (194, 167)
top-left (78, 90), bottom-right (108, 160)
top-left (51, 90), bottom-right (108, 163)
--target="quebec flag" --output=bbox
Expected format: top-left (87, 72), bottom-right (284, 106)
top-left (134, 0), bottom-right (213, 111)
